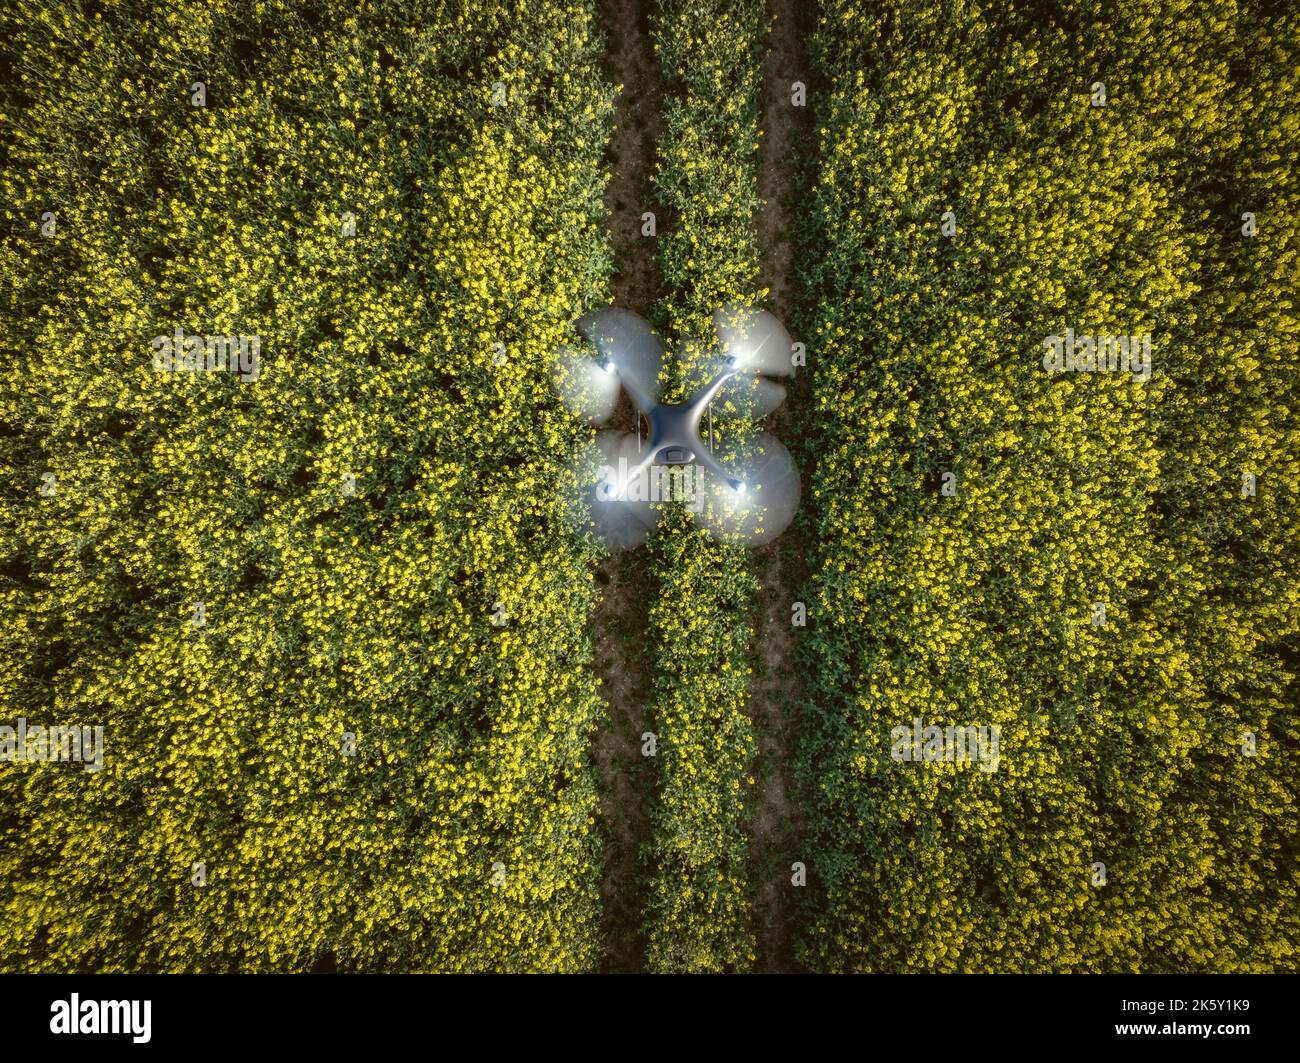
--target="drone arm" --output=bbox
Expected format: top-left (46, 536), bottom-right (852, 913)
top-left (694, 441), bottom-right (743, 489)
top-left (685, 363), bottom-right (740, 420)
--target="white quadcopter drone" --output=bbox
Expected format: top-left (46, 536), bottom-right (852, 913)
top-left (553, 304), bottom-right (801, 549)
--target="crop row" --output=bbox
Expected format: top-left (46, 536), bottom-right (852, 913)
top-left (798, 0), bottom-right (1299, 971)
top-left (0, 0), bottom-right (615, 971)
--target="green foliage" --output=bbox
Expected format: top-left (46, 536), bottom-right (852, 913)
top-left (643, 509), bottom-right (757, 971)
top-left (653, 0), bottom-right (768, 345)
top-left (1, 0), bottom-right (1293, 976)
top-left (799, 0), bottom-right (1299, 972)
top-left (0, 0), bottom-right (615, 971)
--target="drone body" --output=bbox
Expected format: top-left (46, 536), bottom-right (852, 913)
top-left (554, 305), bottom-right (801, 549)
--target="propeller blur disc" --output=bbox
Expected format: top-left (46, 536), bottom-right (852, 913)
top-left (576, 308), bottom-right (665, 412)
top-left (560, 430), bottom-right (663, 550)
top-left (712, 304), bottom-right (795, 378)
top-left (690, 432), bottom-right (800, 544)
top-left (552, 343), bottom-right (621, 425)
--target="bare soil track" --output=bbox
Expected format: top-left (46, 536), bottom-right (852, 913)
top-left (590, 0), bottom-right (666, 973)
top-left (746, 0), bottom-right (817, 973)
